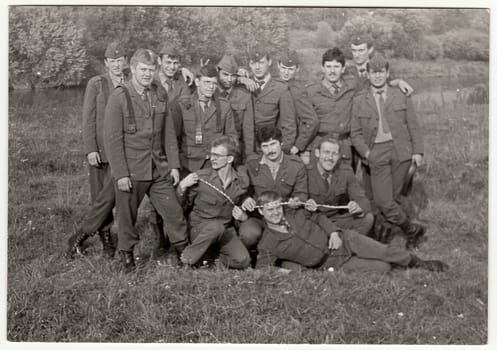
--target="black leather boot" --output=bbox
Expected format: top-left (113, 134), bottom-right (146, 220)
top-left (99, 231), bottom-right (115, 259)
top-left (408, 254), bottom-right (448, 272)
top-left (400, 220), bottom-right (426, 250)
top-left (119, 250), bottom-right (136, 273)
top-left (65, 230), bottom-right (92, 259)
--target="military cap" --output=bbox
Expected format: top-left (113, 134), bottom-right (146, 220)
top-left (159, 42), bottom-right (181, 58)
top-left (198, 63), bottom-right (219, 78)
top-left (351, 34), bottom-right (373, 47)
top-left (217, 54), bottom-right (239, 74)
top-left (278, 50), bottom-right (300, 67)
top-left (367, 54), bottom-right (389, 72)
top-left (105, 42), bottom-right (126, 59)
top-left (248, 45), bottom-right (270, 62)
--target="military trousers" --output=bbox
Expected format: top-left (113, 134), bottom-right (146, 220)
top-left (181, 214), bottom-right (250, 269)
top-left (322, 229), bottom-right (412, 273)
top-left (367, 141), bottom-right (411, 225)
top-left (238, 216), bottom-right (264, 250)
top-left (114, 169), bottom-right (188, 252)
top-left (327, 212), bottom-right (375, 236)
top-left (80, 163), bottom-right (114, 234)
top-left (89, 162), bottom-right (108, 202)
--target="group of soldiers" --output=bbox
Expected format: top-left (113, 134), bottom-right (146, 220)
top-left (65, 35), bottom-right (448, 274)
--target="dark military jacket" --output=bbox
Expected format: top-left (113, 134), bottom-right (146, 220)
top-left (170, 92), bottom-right (238, 172)
top-left (306, 161), bottom-right (371, 217)
top-left (217, 86), bottom-right (256, 160)
top-left (256, 209), bottom-right (334, 268)
top-left (351, 87), bottom-right (423, 163)
top-left (245, 153), bottom-right (308, 202)
top-left (82, 73), bottom-right (123, 163)
top-left (282, 78), bottom-right (320, 152)
top-left (156, 70), bottom-right (193, 103)
top-left (184, 166), bottom-right (250, 224)
top-left (253, 77), bottom-right (297, 153)
top-left (306, 78), bottom-right (357, 139)
top-left (103, 80), bottom-right (180, 181)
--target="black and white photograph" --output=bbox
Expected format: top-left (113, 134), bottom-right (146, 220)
top-left (3, 1), bottom-right (492, 348)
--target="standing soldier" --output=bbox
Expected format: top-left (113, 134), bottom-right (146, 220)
top-left (247, 47), bottom-right (298, 154)
top-left (104, 48), bottom-right (188, 272)
top-left (216, 54), bottom-right (256, 161)
top-left (156, 43), bottom-right (193, 102)
top-left (306, 48), bottom-right (357, 163)
top-left (170, 63), bottom-right (238, 173)
top-left (66, 42), bottom-right (127, 259)
top-left (276, 50), bottom-right (319, 164)
top-left (351, 55), bottom-right (425, 250)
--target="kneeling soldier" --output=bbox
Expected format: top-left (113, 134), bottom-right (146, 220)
top-left (178, 136), bottom-right (251, 269)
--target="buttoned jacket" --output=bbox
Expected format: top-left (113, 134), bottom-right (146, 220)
top-left (351, 87), bottom-right (423, 162)
top-left (104, 81), bottom-right (180, 181)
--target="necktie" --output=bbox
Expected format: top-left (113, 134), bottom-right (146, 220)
top-left (331, 83), bottom-right (340, 95)
top-left (323, 171), bottom-right (331, 190)
top-left (359, 68), bottom-right (366, 78)
top-left (199, 98), bottom-right (209, 112)
top-left (376, 90), bottom-right (390, 133)
top-left (165, 79), bottom-right (173, 92)
top-left (254, 79), bottom-right (264, 96)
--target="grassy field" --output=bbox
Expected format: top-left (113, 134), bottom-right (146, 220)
top-left (7, 72), bottom-right (488, 345)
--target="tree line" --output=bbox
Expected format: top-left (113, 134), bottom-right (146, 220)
top-left (9, 6), bottom-right (489, 89)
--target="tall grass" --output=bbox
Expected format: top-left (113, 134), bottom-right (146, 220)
top-left (7, 75), bottom-right (488, 344)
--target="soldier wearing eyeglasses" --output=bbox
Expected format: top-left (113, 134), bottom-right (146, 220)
top-left (170, 63), bottom-right (238, 173)
top-left (177, 136), bottom-right (250, 269)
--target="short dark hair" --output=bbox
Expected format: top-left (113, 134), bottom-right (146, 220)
top-left (130, 48), bottom-right (158, 68)
top-left (257, 191), bottom-right (282, 207)
top-left (316, 137), bottom-right (340, 151)
top-left (257, 125), bottom-right (282, 145)
top-left (210, 135), bottom-right (239, 157)
top-left (321, 48), bottom-right (345, 67)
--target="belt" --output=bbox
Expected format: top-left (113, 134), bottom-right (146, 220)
top-left (317, 131), bottom-right (350, 141)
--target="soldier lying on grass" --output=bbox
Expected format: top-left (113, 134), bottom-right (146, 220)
top-left (255, 190), bottom-right (448, 273)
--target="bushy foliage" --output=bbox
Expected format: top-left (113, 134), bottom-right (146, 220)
top-left (314, 21), bottom-right (338, 48)
top-left (441, 29), bottom-right (489, 61)
top-left (9, 7), bottom-right (89, 89)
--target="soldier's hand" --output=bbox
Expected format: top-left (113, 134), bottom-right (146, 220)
top-left (412, 154), bottom-right (423, 167)
top-left (304, 198), bottom-right (318, 212)
top-left (290, 146), bottom-right (299, 155)
top-left (117, 177), bottom-right (132, 192)
top-left (287, 197), bottom-right (302, 209)
top-left (347, 201), bottom-right (363, 215)
top-left (238, 77), bottom-right (258, 92)
top-left (232, 206), bottom-right (248, 221)
top-left (241, 197), bottom-right (257, 212)
top-left (180, 67), bottom-right (195, 86)
top-left (391, 78), bottom-right (414, 96)
top-left (179, 173), bottom-right (199, 191)
top-left (87, 152), bottom-right (101, 167)
top-left (237, 67), bottom-right (250, 78)
top-left (170, 169), bottom-right (180, 186)
top-left (328, 231), bottom-right (342, 250)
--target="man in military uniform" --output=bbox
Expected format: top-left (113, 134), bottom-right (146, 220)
top-left (156, 43), bottom-right (193, 103)
top-left (216, 54), bottom-right (256, 161)
top-left (177, 136), bottom-right (250, 269)
top-left (247, 47), bottom-right (297, 154)
top-left (170, 63), bottom-right (238, 173)
top-left (306, 48), bottom-right (357, 163)
top-left (66, 42), bottom-right (128, 259)
top-left (104, 48), bottom-right (188, 272)
top-left (305, 137), bottom-right (374, 236)
top-left (344, 35), bottom-right (413, 95)
top-left (276, 50), bottom-right (319, 164)
top-left (255, 191), bottom-right (448, 273)
top-left (351, 55), bottom-right (425, 250)
top-left (239, 126), bottom-right (308, 251)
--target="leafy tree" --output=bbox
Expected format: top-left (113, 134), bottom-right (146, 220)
top-left (9, 6), bottom-right (88, 88)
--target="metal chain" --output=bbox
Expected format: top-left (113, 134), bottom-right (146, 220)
top-left (198, 178), bottom-right (235, 205)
